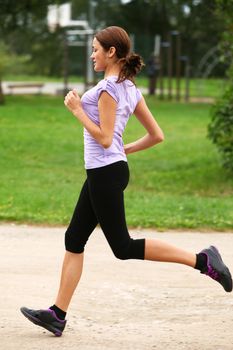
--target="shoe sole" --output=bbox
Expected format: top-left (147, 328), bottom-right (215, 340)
top-left (20, 307), bottom-right (62, 337)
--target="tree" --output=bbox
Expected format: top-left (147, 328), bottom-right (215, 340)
top-left (0, 0), bottom-right (64, 32)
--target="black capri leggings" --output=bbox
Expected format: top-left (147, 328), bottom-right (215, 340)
top-left (65, 161), bottom-right (145, 260)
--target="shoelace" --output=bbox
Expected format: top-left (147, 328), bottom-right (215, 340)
top-left (206, 265), bottom-right (219, 280)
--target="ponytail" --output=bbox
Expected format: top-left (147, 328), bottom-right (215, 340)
top-left (117, 53), bottom-right (145, 83)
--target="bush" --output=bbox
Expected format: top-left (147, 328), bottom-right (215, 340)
top-left (208, 84), bottom-right (233, 172)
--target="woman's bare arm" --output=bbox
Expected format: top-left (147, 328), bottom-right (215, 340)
top-left (124, 96), bottom-right (164, 155)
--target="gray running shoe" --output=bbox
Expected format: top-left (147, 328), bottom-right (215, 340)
top-left (200, 246), bottom-right (232, 292)
top-left (20, 307), bottom-right (66, 336)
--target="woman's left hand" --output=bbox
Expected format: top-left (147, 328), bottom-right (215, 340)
top-left (64, 89), bottom-right (82, 115)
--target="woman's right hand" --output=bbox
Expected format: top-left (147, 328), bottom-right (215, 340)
top-left (64, 89), bottom-right (82, 116)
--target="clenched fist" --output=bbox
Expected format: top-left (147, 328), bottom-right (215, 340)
top-left (64, 89), bottom-right (82, 115)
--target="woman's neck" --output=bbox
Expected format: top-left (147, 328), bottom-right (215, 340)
top-left (104, 62), bottom-right (121, 78)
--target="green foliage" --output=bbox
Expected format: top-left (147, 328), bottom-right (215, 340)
top-left (0, 41), bottom-right (29, 77)
top-left (0, 41), bottom-right (29, 104)
top-left (215, 0), bottom-right (233, 80)
top-left (0, 1), bottom-right (66, 77)
top-left (208, 84), bottom-right (233, 172)
top-left (0, 42), bottom-right (10, 77)
top-left (28, 28), bottom-right (64, 76)
top-left (0, 0), bottom-right (65, 33)
top-left (2, 24), bottom-right (64, 76)
top-left (207, 0), bottom-right (233, 173)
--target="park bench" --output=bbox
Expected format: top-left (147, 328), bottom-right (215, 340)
top-left (7, 83), bottom-right (44, 95)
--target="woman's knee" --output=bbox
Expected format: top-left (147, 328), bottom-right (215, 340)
top-left (111, 238), bottom-right (145, 260)
top-left (65, 229), bottom-right (85, 254)
top-left (113, 247), bottom-right (130, 260)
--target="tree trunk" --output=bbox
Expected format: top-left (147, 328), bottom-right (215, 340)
top-left (0, 79), bottom-right (5, 105)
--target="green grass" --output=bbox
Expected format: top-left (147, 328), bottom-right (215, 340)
top-left (0, 95), bottom-right (232, 230)
top-left (136, 77), bottom-right (228, 98)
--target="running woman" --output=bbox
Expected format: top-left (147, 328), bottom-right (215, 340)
top-left (21, 26), bottom-right (232, 337)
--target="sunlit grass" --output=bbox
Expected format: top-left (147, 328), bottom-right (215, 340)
top-left (0, 95), bottom-right (232, 230)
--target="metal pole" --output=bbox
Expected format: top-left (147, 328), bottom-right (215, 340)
top-left (63, 31), bottom-right (69, 96)
top-left (89, 0), bottom-right (95, 29)
top-left (160, 42), bottom-right (169, 99)
top-left (159, 46), bottom-right (164, 99)
top-left (185, 58), bottom-right (190, 102)
top-left (154, 35), bottom-right (161, 56)
top-left (176, 33), bottom-right (181, 101)
top-left (85, 32), bottom-right (94, 90)
top-left (130, 34), bottom-right (135, 52)
top-left (167, 32), bottom-right (173, 100)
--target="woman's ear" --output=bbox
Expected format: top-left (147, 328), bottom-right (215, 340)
top-left (108, 46), bottom-right (116, 58)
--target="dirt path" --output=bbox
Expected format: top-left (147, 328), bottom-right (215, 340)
top-left (0, 224), bottom-right (232, 350)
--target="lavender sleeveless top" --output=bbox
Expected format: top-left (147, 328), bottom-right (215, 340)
top-left (81, 76), bottom-right (142, 169)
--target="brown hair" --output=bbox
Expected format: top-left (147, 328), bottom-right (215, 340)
top-left (95, 26), bottom-right (144, 83)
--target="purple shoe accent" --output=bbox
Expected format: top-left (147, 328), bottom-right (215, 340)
top-left (47, 309), bottom-right (66, 323)
top-left (201, 252), bottom-right (219, 280)
top-left (205, 264), bottom-right (219, 280)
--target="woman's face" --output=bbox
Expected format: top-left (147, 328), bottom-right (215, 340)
top-left (91, 38), bottom-right (108, 72)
